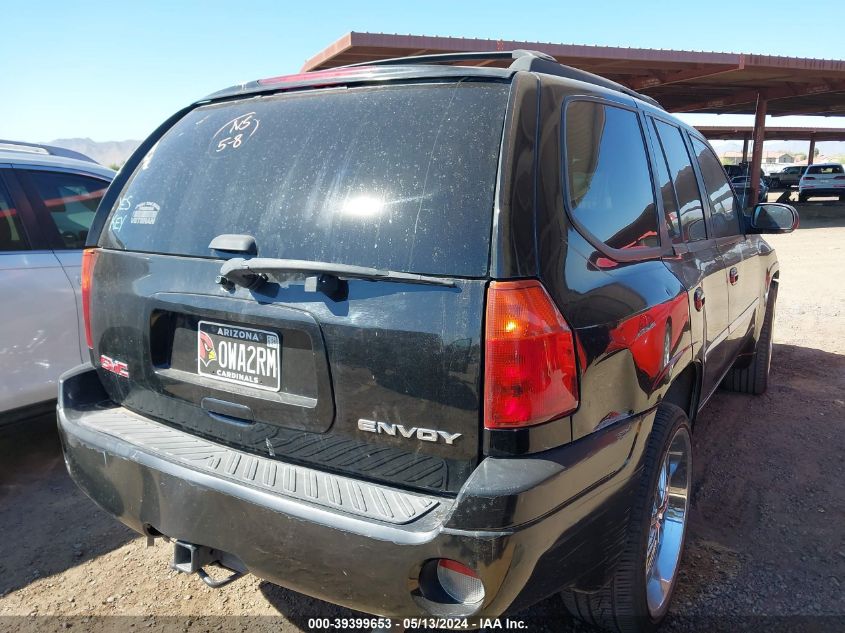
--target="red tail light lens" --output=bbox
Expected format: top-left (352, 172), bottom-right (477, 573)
top-left (484, 280), bottom-right (579, 429)
top-left (81, 248), bottom-right (98, 349)
top-left (804, 176), bottom-right (816, 180)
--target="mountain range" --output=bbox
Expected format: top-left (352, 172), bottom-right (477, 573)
top-left (44, 138), bottom-right (141, 168)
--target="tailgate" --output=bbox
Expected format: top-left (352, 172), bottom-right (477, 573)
top-left (92, 251), bottom-right (485, 493)
top-left (90, 79), bottom-right (509, 493)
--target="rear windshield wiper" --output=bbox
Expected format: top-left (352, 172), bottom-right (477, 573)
top-left (217, 257), bottom-right (456, 299)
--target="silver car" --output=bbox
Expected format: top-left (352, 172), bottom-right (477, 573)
top-left (0, 141), bottom-right (114, 423)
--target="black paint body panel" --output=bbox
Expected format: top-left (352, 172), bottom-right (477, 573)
top-left (91, 250), bottom-right (485, 493)
top-left (62, 62), bottom-right (781, 619)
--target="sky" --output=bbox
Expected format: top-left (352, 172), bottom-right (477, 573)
top-left (3, 0), bottom-right (845, 144)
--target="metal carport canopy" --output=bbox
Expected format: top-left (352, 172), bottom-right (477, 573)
top-left (696, 126), bottom-right (845, 141)
top-left (301, 32), bottom-right (845, 117)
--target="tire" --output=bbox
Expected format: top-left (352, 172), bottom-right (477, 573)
top-left (722, 285), bottom-right (777, 395)
top-left (561, 404), bottom-right (692, 633)
top-left (798, 192), bottom-right (808, 202)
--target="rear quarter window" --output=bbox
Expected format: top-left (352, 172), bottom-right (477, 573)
top-left (101, 81), bottom-right (510, 277)
top-left (563, 100), bottom-right (658, 252)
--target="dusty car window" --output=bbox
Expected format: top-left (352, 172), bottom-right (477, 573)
top-left (102, 81), bottom-right (510, 277)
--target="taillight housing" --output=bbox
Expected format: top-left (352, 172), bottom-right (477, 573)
top-left (81, 248), bottom-right (99, 349)
top-left (483, 280), bottom-right (579, 429)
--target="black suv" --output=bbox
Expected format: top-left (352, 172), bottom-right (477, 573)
top-left (59, 51), bottom-right (797, 631)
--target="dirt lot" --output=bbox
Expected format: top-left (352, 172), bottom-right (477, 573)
top-left (1, 218), bottom-right (843, 633)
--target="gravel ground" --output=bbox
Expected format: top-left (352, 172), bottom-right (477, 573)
top-left (0, 218), bottom-right (843, 633)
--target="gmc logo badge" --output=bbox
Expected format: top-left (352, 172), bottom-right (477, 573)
top-left (100, 354), bottom-right (130, 378)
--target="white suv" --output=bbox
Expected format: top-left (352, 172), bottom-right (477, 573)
top-left (798, 162), bottom-right (845, 202)
top-left (0, 141), bottom-right (114, 424)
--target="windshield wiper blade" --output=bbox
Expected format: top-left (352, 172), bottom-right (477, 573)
top-left (217, 257), bottom-right (457, 295)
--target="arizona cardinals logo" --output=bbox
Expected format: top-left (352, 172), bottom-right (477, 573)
top-left (198, 331), bottom-right (217, 367)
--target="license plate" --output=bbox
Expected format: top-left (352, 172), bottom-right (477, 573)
top-left (197, 320), bottom-right (281, 391)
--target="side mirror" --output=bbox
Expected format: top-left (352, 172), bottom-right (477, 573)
top-left (747, 203), bottom-right (799, 234)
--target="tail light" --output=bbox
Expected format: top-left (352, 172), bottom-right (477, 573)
top-left (483, 280), bottom-right (579, 429)
top-left (81, 248), bottom-right (99, 349)
top-left (835, 176), bottom-right (845, 180)
top-left (803, 176), bottom-right (816, 180)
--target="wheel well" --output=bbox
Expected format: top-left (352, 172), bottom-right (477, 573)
top-left (662, 363), bottom-right (700, 424)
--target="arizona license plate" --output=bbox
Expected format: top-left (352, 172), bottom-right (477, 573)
top-left (197, 320), bottom-right (281, 391)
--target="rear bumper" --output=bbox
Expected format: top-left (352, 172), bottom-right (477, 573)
top-left (799, 187), bottom-right (845, 196)
top-left (58, 364), bottom-right (653, 619)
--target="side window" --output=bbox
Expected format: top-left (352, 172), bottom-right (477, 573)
top-left (692, 138), bottom-right (741, 238)
top-left (564, 100), bottom-right (659, 252)
top-left (646, 121), bottom-right (681, 241)
top-left (25, 171), bottom-right (109, 249)
top-left (652, 120), bottom-right (707, 243)
top-left (0, 178), bottom-right (29, 252)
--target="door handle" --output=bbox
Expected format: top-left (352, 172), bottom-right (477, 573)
top-left (694, 287), bottom-right (705, 312)
top-left (729, 267), bottom-right (739, 285)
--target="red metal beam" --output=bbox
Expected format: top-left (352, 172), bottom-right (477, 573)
top-left (696, 126), bottom-right (845, 142)
top-left (672, 79), bottom-right (845, 113)
top-left (750, 94), bottom-right (768, 206)
top-left (770, 102), bottom-right (845, 116)
top-left (627, 62), bottom-right (744, 91)
top-left (299, 32), bottom-right (845, 118)
top-left (301, 33), bottom-right (354, 72)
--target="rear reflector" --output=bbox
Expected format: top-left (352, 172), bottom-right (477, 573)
top-left (484, 280), bottom-right (579, 429)
top-left (81, 248), bottom-right (98, 349)
top-left (435, 560), bottom-right (484, 605)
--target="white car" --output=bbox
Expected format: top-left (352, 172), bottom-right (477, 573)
top-left (0, 141), bottom-right (114, 424)
top-left (798, 162), bottom-right (845, 202)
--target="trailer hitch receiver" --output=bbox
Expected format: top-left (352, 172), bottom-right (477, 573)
top-left (171, 540), bottom-right (244, 588)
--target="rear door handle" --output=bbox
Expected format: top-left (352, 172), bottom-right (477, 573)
top-left (729, 267), bottom-right (739, 285)
top-left (694, 287), bottom-right (705, 312)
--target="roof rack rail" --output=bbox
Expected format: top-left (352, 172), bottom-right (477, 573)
top-left (341, 49), bottom-right (556, 68)
top-left (339, 49), bottom-right (663, 110)
top-left (0, 139), bottom-right (98, 164)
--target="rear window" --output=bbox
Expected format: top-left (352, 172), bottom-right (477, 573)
top-left (806, 164), bottom-right (844, 175)
top-left (101, 81), bottom-right (510, 277)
